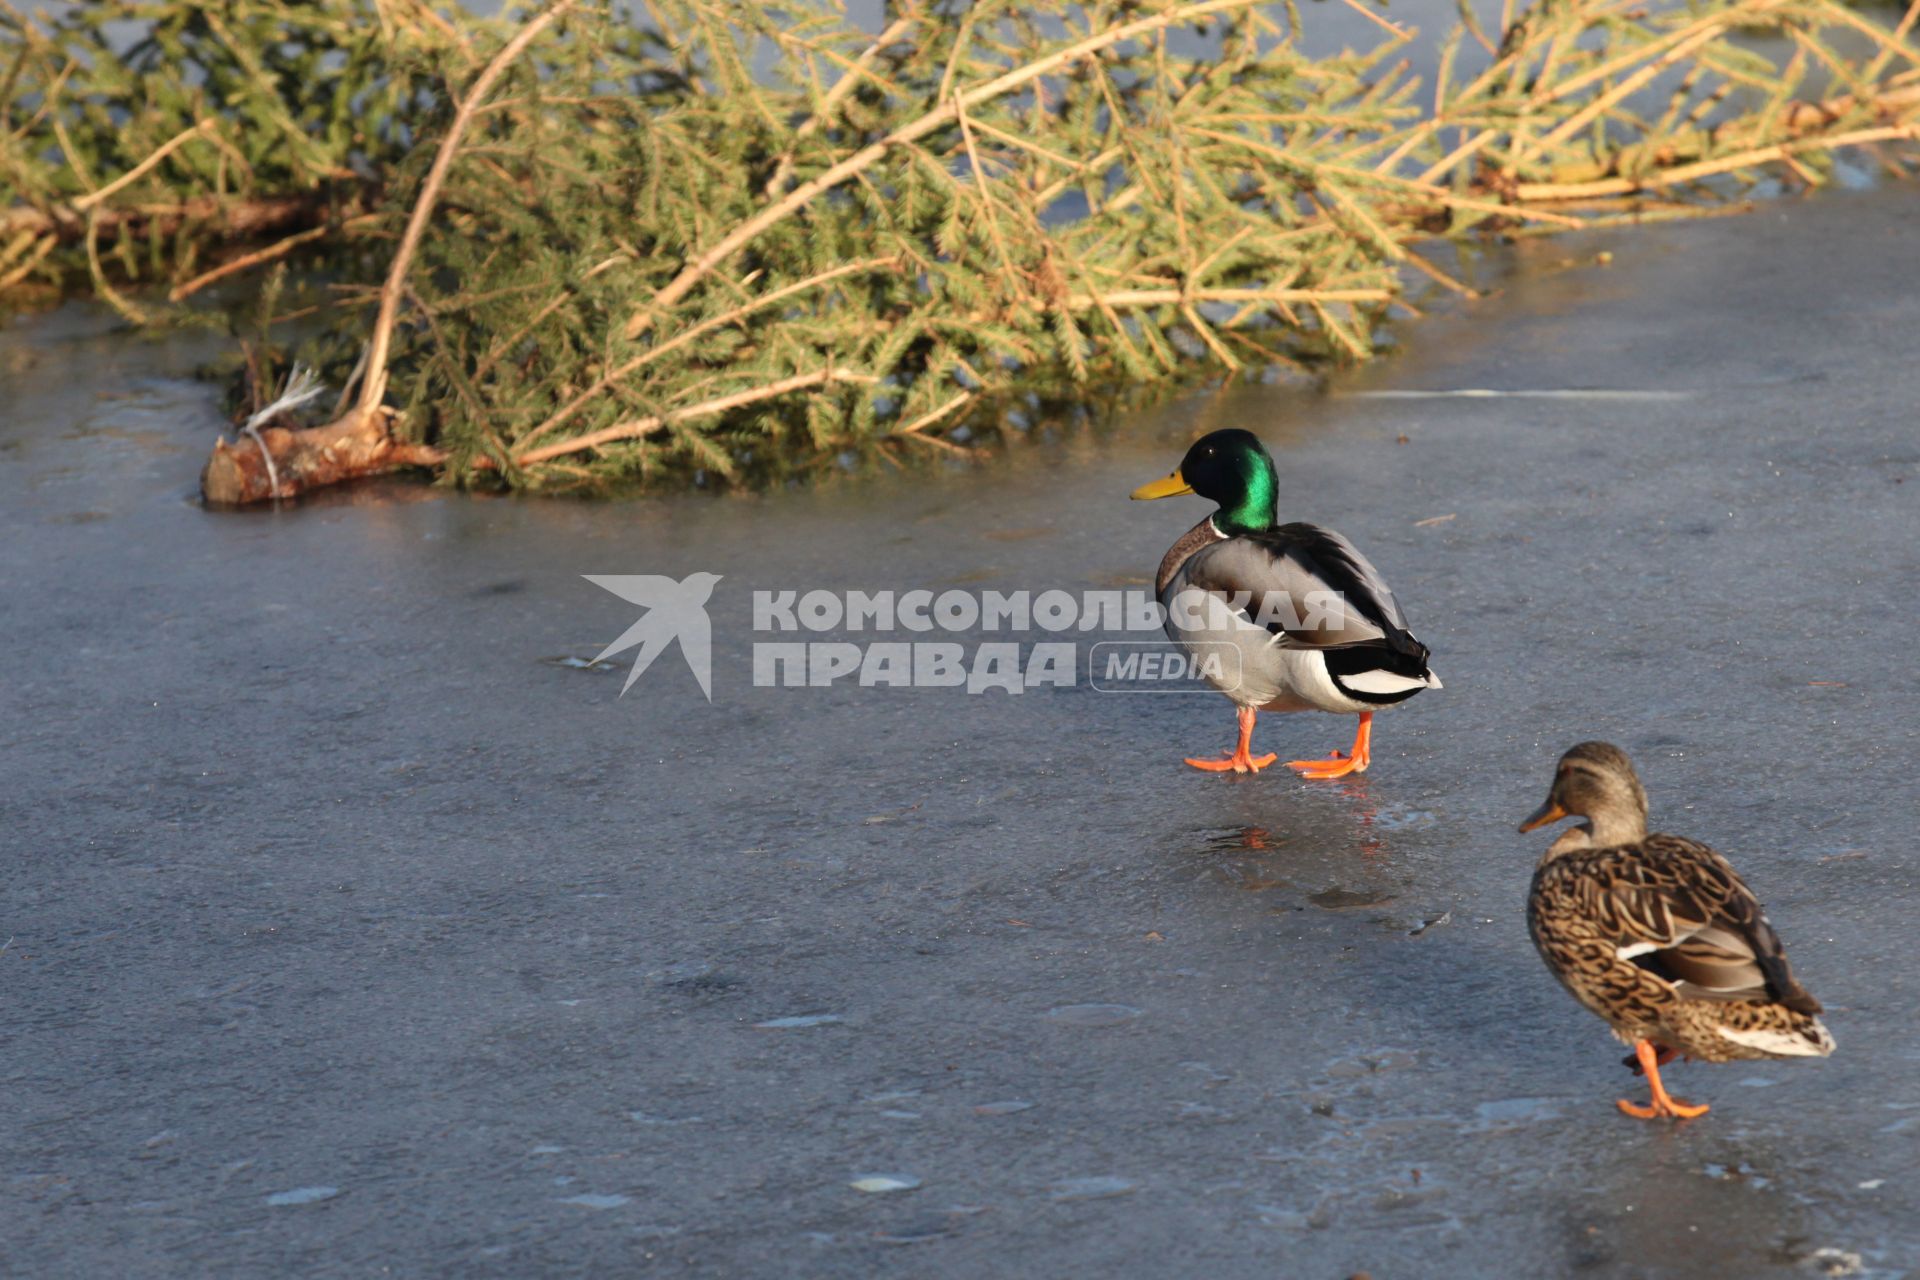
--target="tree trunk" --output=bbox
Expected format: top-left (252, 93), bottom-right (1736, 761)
top-left (0, 191), bottom-right (369, 244)
top-left (200, 406), bottom-right (445, 505)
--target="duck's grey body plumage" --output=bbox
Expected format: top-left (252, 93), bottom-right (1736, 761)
top-left (1156, 517), bottom-right (1440, 714)
top-left (1131, 427), bottom-right (1438, 777)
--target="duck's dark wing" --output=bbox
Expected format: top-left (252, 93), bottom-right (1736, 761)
top-left (1591, 835), bottom-right (1822, 1014)
top-left (1178, 522), bottom-right (1434, 703)
top-left (1182, 524), bottom-right (1427, 651)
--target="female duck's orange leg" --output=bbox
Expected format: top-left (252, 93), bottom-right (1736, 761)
top-left (1623, 1044), bottom-right (1679, 1075)
top-left (1186, 706), bottom-right (1278, 774)
top-left (1617, 1040), bottom-right (1710, 1120)
top-left (1286, 712), bottom-right (1372, 781)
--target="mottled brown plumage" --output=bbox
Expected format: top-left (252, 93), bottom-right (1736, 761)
top-left (1520, 742), bottom-right (1834, 1119)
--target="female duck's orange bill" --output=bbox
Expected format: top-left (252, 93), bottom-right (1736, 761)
top-left (1518, 801), bottom-right (1570, 833)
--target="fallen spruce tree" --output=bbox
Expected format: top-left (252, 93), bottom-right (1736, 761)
top-left (2, 0), bottom-right (1917, 502)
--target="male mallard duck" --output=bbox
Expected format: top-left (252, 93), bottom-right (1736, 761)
top-left (1129, 428), bottom-right (1439, 778)
top-left (1520, 742), bottom-right (1835, 1120)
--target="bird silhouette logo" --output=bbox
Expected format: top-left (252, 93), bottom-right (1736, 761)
top-left (582, 572), bottom-right (722, 700)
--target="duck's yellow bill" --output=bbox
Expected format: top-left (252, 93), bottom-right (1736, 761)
top-left (1131, 470), bottom-right (1193, 501)
top-left (1517, 801), bottom-right (1569, 834)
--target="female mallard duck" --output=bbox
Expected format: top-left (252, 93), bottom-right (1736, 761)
top-left (1520, 742), bottom-right (1835, 1120)
top-left (1129, 428), bottom-right (1439, 778)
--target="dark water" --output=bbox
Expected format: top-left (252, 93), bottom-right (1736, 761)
top-left (4, 175), bottom-right (1918, 1276)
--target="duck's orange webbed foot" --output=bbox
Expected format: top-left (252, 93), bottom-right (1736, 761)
top-left (1284, 752), bottom-right (1364, 780)
top-left (1186, 707), bottom-right (1277, 774)
top-left (1617, 1040), bottom-right (1710, 1120)
top-left (1284, 712), bottom-right (1372, 781)
top-left (1186, 751), bottom-right (1279, 774)
top-left (1616, 1097), bottom-right (1710, 1120)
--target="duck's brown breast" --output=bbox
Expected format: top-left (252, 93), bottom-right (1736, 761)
top-left (1156, 518), bottom-right (1222, 596)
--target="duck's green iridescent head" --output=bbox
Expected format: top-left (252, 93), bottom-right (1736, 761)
top-left (1129, 428), bottom-right (1278, 535)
